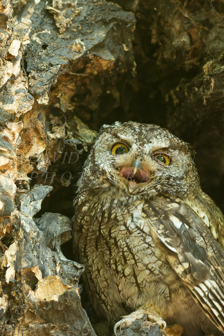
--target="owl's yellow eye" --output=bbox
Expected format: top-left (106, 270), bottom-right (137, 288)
top-left (154, 153), bottom-right (171, 165)
top-left (112, 143), bottom-right (129, 155)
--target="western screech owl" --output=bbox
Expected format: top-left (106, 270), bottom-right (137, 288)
top-left (73, 121), bottom-right (224, 336)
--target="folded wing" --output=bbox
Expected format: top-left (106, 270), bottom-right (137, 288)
top-left (143, 196), bottom-right (224, 333)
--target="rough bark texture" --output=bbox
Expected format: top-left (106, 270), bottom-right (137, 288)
top-left (0, 0), bottom-right (224, 335)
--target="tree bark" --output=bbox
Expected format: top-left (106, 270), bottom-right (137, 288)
top-left (0, 0), bottom-right (224, 335)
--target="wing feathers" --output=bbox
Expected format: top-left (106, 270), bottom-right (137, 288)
top-left (143, 197), bottom-right (224, 333)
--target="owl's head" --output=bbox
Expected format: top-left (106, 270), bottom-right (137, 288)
top-left (78, 121), bottom-right (200, 199)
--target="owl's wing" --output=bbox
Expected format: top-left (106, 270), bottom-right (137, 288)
top-left (199, 192), bottom-right (224, 248)
top-left (143, 197), bottom-right (224, 333)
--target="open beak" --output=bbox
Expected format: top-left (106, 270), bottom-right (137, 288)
top-left (120, 157), bottom-right (150, 187)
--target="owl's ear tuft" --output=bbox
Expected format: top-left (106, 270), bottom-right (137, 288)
top-left (98, 124), bottom-right (111, 135)
top-left (178, 143), bottom-right (196, 159)
top-left (98, 122), bottom-right (122, 136)
top-left (189, 146), bottom-right (197, 160)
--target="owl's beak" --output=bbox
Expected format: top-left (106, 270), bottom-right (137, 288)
top-left (133, 157), bottom-right (142, 174)
top-left (120, 157), bottom-right (149, 187)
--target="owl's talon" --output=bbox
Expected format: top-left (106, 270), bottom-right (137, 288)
top-left (113, 309), bottom-right (166, 335)
top-left (159, 320), bottom-right (167, 330)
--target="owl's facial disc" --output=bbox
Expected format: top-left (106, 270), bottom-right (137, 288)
top-left (120, 167), bottom-right (150, 188)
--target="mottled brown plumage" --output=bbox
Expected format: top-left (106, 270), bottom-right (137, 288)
top-left (73, 121), bottom-right (224, 336)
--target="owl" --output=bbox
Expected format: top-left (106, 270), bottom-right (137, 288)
top-left (73, 121), bottom-right (224, 336)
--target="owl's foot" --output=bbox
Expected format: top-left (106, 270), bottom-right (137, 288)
top-left (113, 308), bottom-right (166, 335)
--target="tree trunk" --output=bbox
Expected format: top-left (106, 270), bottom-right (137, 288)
top-left (0, 0), bottom-right (223, 335)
